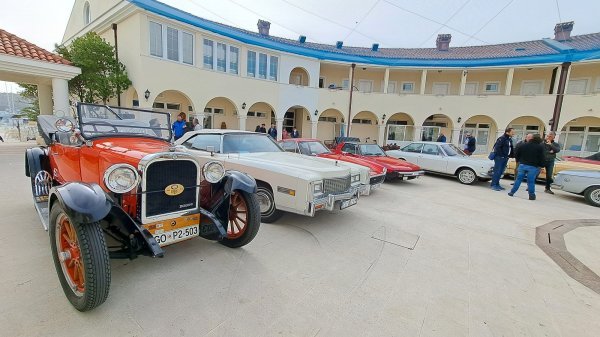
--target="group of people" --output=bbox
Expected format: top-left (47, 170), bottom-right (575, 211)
top-left (255, 123), bottom-right (300, 139)
top-left (489, 127), bottom-right (560, 200)
top-left (172, 112), bottom-right (203, 140)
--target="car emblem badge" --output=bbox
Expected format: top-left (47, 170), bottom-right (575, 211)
top-left (165, 183), bottom-right (185, 196)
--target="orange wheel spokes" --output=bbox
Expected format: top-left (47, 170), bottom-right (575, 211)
top-left (227, 192), bottom-right (248, 239)
top-left (56, 213), bottom-right (85, 295)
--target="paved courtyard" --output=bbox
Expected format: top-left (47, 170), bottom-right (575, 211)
top-left (1, 142), bottom-right (599, 337)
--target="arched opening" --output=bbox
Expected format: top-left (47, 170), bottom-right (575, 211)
top-left (317, 108), bottom-right (345, 142)
top-left (507, 116), bottom-right (545, 144)
top-left (83, 2), bottom-right (91, 25)
top-left (246, 102), bottom-right (275, 132)
top-left (460, 115), bottom-right (498, 154)
top-left (289, 67), bottom-right (310, 86)
top-left (152, 90), bottom-right (194, 123)
top-left (351, 111), bottom-right (378, 143)
top-left (560, 116), bottom-right (600, 157)
top-left (422, 114), bottom-right (453, 142)
top-left (385, 112), bottom-right (414, 146)
top-left (204, 97), bottom-right (238, 130)
top-left (283, 105), bottom-right (311, 138)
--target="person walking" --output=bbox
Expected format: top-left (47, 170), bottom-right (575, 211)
top-left (543, 131), bottom-right (561, 194)
top-left (463, 133), bottom-right (476, 155)
top-left (291, 127), bottom-right (300, 138)
top-left (436, 132), bottom-right (447, 143)
top-left (508, 134), bottom-right (546, 200)
top-left (512, 133), bottom-right (533, 184)
top-left (490, 127), bottom-right (515, 191)
top-left (267, 123), bottom-right (277, 139)
top-left (172, 113), bottom-right (187, 140)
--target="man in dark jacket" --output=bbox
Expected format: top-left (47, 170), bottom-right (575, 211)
top-left (463, 133), bottom-right (476, 155)
top-left (508, 134), bottom-right (546, 200)
top-left (259, 124), bottom-right (267, 133)
top-left (490, 128), bottom-right (515, 191)
top-left (267, 123), bottom-right (277, 139)
top-left (543, 131), bottom-right (561, 194)
top-left (436, 133), bottom-right (447, 143)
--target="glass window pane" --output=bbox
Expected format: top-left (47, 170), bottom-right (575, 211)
top-left (217, 43), bottom-right (226, 72)
top-left (149, 22), bottom-right (163, 57)
top-left (564, 132), bottom-right (584, 151)
top-left (585, 134), bottom-right (600, 152)
top-left (229, 46), bottom-right (239, 74)
top-left (166, 27), bottom-right (179, 61)
top-left (258, 53), bottom-right (267, 79)
top-left (182, 32), bottom-right (193, 65)
top-left (247, 51), bottom-right (256, 77)
top-left (203, 39), bottom-right (213, 69)
top-left (269, 56), bottom-right (278, 81)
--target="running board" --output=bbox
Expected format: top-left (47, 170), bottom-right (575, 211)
top-left (34, 199), bottom-right (50, 231)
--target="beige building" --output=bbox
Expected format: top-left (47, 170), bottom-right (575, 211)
top-left (62, 0), bottom-right (600, 157)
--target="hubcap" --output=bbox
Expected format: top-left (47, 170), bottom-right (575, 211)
top-left (256, 190), bottom-right (272, 214)
top-left (591, 189), bottom-right (600, 203)
top-left (228, 192), bottom-right (248, 239)
top-left (55, 213), bottom-right (85, 296)
top-left (460, 170), bottom-right (475, 183)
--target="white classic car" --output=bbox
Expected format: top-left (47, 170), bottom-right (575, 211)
top-left (386, 142), bottom-right (494, 185)
top-left (552, 170), bottom-right (600, 207)
top-left (176, 130), bottom-right (369, 222)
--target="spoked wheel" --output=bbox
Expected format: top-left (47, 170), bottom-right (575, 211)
top-left (49, 204), bottom-right (110, 311)
top-left (584, 186), bottom-right (600, 207)
top-left (219, 190), bottom-right (261, 248)
top-left (457, 168), bottom-right (477, 185)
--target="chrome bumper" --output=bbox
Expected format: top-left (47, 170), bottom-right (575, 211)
top-left (309, 186), bottom-right (360, 216)
top-left (388, 170), bottom-right (425, 179)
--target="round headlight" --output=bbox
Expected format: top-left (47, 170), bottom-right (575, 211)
top-left (203, 161), bottom-right (225, 183)
top-left (104, 164), bottom-right (139, 193)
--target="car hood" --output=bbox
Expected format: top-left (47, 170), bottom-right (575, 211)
top-left (93, 138), bottom-right (172, 165)
top-left (367, 155), bottom-right (421, 171)
top-left (556, 169), bottom-right (600, 178)
top-left (318, 153), bottom-right (386, 174)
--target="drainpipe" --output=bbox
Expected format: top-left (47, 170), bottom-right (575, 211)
top-left (551, 62), bottom-right (571, 132)
top-left (347, 63), bottom-right (356, 137)
top-left (112, 23), bottom-right (121, 107)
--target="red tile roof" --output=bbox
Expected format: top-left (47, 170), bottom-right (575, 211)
top-left (0, 28), bottom-right (71, 65)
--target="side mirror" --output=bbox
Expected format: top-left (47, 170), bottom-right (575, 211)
top-left (56, 118), bottom-right (74, 132)
top-left (206, 145), bottom-right (215, 153)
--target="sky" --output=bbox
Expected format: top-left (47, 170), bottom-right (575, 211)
top-left (1, 0), bottom-right (599, 92)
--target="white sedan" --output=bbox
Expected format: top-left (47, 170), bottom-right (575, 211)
top-left (176, 130), bottom-right (369, 222)
top-left (386, 142), bottom-right (494, 185)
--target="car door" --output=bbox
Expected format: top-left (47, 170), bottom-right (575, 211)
top-left (418, 144), bottom-right (448, 173)
top-left (397, 143), bottom-right (423, 165)
top-left (48, 131), bottom-right (83, 184)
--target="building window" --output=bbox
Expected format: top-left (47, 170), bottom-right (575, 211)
top-left (342, 79), bottom-right (350, 90)
top-left (520, 80), bottom-right (543, 95)
top-left (216, 43), bottom-right (226, 72)
top-left (401, 82), bottom-right (414, 93)
top-left (484, 82), bottom-right (499, 93)
top-left (387, 81), bottom-right (397, 94)
top-left (166, 103), bottom-right (180, 110)
top-left (149, 22), bottom-right (163, 57)
top-left (258, 53), bottom-right (267, 79)
top-left (269, 56), bottom-right (278, 81)
top-left (83, 2), bottom-right (91, 25)
top-left (567, 79), bottom-right (589, 94)
top-left (153, 102), bottom-right (165, 109)
top-left (229, 46), bottom-right (239, 74)
top-left (166, 27), bottom-right (179, 61)
top-left (182, 32), bottom-right (194, 65)
top-left (247, 51), bottom-right (256, 77)
top-left (132, 100), bottom-right (140, 107)
top-left (203, 39), bottom-right (213, 69)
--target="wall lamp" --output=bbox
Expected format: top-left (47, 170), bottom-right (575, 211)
top-left (382, 114), bottom-right (386, 123)
top-left (548, 118), bottom-right (554, 126)
top-left (242, 102), bottom-right (246, 110)
top-left (457, 117), bottom-right (462, 123)
top-left (314, 109), bottom-right (318, 116)
top-left (144, 89), bottom-right (150, 100)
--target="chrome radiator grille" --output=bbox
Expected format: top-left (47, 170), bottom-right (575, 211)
top-left (323, 175), bottom-right (351, 195)
top-left (144, 159), bottom-right (198, 218)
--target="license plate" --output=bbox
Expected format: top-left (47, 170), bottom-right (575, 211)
top-left (143, 214), bottom-right (200, 247)
top-left (340, 197), bottom-right (358, 210)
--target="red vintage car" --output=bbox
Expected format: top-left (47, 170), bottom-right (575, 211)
top-left (331, 141), bottom-right (424, 180)
top-left (26, 103), bottom-right (260, 311)
top-left (563, 152), bottom-right (600, 165)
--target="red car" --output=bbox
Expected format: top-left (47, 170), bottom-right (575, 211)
top-left (279, 138), bottom-right (386, 194)
top-left (563, 152), bottom-right (600, 165)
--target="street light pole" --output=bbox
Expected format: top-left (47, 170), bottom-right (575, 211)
top-left (347, 63), bottom-right (356, 137)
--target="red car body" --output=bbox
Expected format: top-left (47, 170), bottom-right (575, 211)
top-left (563, 152), bottom-right (600, 165)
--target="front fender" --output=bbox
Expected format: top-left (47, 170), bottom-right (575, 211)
top-left (49, 182), bottom-right (111, 224)
top-left (223, 170), bottom-right (257, 194)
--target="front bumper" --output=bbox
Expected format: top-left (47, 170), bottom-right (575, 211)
top-left (360, 173), bottom-right (386, 196)
top-left (387, 170), bottom-right (425, 179)
top-left (551, 183), bottom-right (564, 190)
top-left (309, 186), bottom-right (360, 216)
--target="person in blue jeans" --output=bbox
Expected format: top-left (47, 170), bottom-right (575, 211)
top-left (490, 127), bottom-right (515, 191)
top-left (508, 134), bottom-right (546, 200)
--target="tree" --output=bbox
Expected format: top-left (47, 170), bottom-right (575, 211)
top-left (18, 83), bottom-right (40, 121)
top-left (55, 32), bottom-right (131, 104)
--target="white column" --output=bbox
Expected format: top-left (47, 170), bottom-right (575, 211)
top-left (383, 68), bottom-right (390, 94)
top-left (414, 126), bottom-right (423, 141)
top-left (52, 78), bottom-right (70, 116)
top-left (552, 66), bottom-right (562, 94)
top-left (276, 118), bottom-right (284, 141)
top-left (237, 115), bottom-right (247, 131)
top-left (311, 121), bottom-right (318, 139)
top-left (37, 83), bottom-right (53, 115)
top-left (419, 70), bottom-right (427, 95)
top-left (459, 70), bottom-right (467, 96)
top-left (377, 124), bottom-right (386, 146)
top-left (452, 128), bottom-right (461, 146)
top-left (504, 68), bottom-right (514, 96)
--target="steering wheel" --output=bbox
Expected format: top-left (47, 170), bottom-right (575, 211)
top-left (90, 121), bottom-right (119, 133)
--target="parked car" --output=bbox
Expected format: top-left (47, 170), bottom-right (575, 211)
top-left (279, 138), bottom-right (387, 195)
top-left (330, 141), bottom-right (424, 181)
top-left (552, 170), bottom-right (600, 207)
top-left (387, 142), bottom-right (494, 184)
top-left (562, 152), bottom-right (600, 165)
top-left (504, 157), bottom-right (599, 179)
top-left (176, 130), bottom-right (366, 222)
top-left (26, 103), bottom-right (261, 311)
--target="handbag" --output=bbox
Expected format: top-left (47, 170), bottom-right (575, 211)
top-left (488, 152), bottom-right (496, 160)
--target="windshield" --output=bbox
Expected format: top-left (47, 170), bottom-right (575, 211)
top-left (298, 141), bottom-right (331, 155)
top-left (440, 144), bottom-right (466, 157)
top-left (222, 133), bottom-right (284, 153)
top-left (359, 144), bottom-right (386, 156)
top-left (77, 103), bottom-right (171, 141)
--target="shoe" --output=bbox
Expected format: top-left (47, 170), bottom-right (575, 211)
top-left (529, 194), bottom-right (536, 200)
top-left (498, 186), bottom-right (506, 190)
top-left (545, 189), bottom-right (554, 195)
top-left (508, 192), bottom-right (514, 197)
top-left (491, 186), bottom-right (502, 191)
top-left (510, 183), bottom-right (515, 185)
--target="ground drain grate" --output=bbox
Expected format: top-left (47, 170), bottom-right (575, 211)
top-left (371, 226), bottom-right (420, 250)
top-left (536, 219), bottom-right (600, 295)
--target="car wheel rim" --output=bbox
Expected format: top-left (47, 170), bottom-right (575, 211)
top-left (56, 213), bottom-right (85, 296)
top-left (460, 170), bottom-right (475, 183)
top-left (228, 192), bottom-right (248, 239)
top-left (591, 189), bottom-right (600, 204)
top-left (256, 189), bottom-right (274, 215)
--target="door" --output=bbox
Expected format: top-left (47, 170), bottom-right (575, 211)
top-left (48, 134), bottom-right (83, 184)
top-left (433, 83), bottom-right (449, 95)
top-left (464, 83), bottom-right (478, 95)
top-left (203, 115), bottom-right (212, 129)
top-left (418, 143), bottom-right (448, 172)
